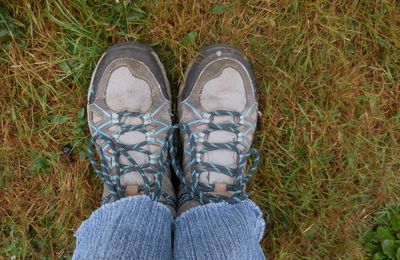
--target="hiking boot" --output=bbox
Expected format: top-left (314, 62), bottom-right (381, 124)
top-left (87, 42), bottom-right (176, 214)
top-left (172, 45), bottom-right (260, 215)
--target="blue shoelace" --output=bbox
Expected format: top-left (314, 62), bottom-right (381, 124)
top-left (89, 111), bottom-right (175, 207)
top-left (169, 110), bottom-right (260, 206)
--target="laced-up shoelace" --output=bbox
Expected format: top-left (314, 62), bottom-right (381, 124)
top-left (169, 110), bottom-right (260, 206)
top-left (89, 111), bottom-right (175, 207)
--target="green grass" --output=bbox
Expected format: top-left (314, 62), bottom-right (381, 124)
top-left (1, 0), bottom-right (399, 259)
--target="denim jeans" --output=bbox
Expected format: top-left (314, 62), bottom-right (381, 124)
top-left (72, 195), bottom-right (266, 259)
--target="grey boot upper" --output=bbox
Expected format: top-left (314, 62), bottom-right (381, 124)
top-left (87, 43), bottom-right (176, 214)
top-left (174, 45), bottom-right (260, 215)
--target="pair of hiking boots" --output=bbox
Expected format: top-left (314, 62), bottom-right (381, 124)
top-left (87, 43), bottom-right (259, 216)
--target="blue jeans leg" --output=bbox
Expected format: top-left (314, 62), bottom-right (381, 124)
top-left (72, 195), bottom-right (173, 260)
top-left (174, 199), bottom-right (266, 260)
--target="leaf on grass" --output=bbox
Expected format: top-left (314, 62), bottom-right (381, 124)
top-left (210, 4), bottom-right (226, 14)
top-left (364, 230), bottom-right (381, 244)
top-left (127, 10), bottom-right (148, 24)
top-left (79, 150), bottom-right (87, 161)
top-left (58, 61), bottom-right (72, 74)
top-left (389, 208), bottom-right (400, 232)
top-left (364, 241), bottom-right (379, 254)
top-left (181, 32), bottom-right (197, 47)
top-left (29, 156), bottom-right (48, 174)
top-left (291, 0), bottom-right (298, 12)
top-left (373, 251), bottom-right (386, 260)
top-left (77, 107), bottom-right (85, 120)
top-left (0, 28), bottom-right (10, 40)
top-left (0, 7), bottom-right (25, 48)
top-left (52, 115), bottom-right (70, 124)
top-left (377, 227), bottom-right (395, 241)
top-left (382, 240), bottom-right (397, 259)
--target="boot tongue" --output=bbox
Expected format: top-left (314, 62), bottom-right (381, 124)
top-left (198, 115), bottom-right (237, 185)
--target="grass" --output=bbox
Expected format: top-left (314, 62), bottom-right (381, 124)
top-left (0, 0), bottom-right (399, 258)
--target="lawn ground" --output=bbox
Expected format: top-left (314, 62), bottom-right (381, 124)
top-left (1, 0), bottom-right (399, 259)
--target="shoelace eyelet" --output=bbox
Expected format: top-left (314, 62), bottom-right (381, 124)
top-left (146, 131), bottom-right (156, 142)
top-left (201, 113), bottom-right (211, 123)
top-left (195, 152), bottom-right (202, 163)
top-left (142, 114), bottom-right (152, 125)
top-left (239, 115), bottom-right (245, 124)
top-left (111, 112), bottom-right (120, 123)
top-left (197, 132), bottom-right (206, 143)
top-left (237, 132), bottom-right (244, 142)
top-left (149, 154), bottom-right (158, 164)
